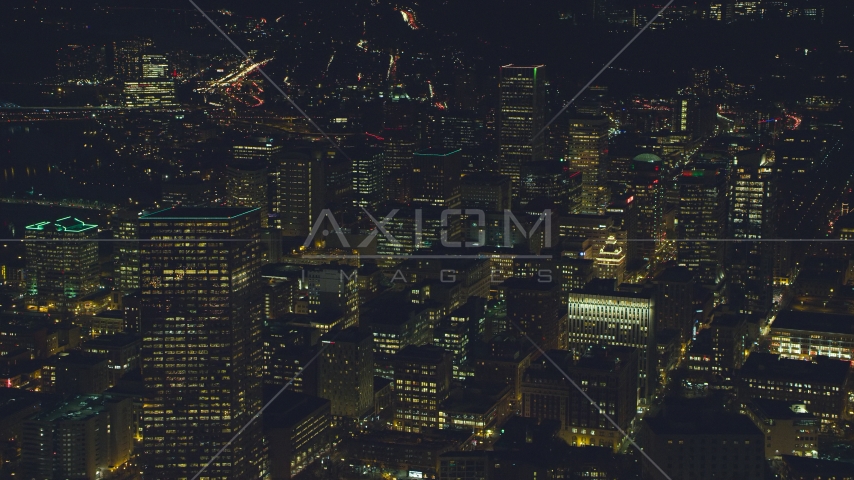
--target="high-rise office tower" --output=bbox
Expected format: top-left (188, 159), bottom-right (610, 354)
top-left (519, 161), bottom-right (582, 213)
top-left (499, 65), bottom-right (546, 190)
top-left (607, 194), bottom-right (639, 264)
top-left (671, 96), bottom-right (693, 135)
top-left (460, 173), bottom-right (512, 212)
top-left (139, 207), bottom-right (264, 479)
top-left (383, 88), bottom-right (417, 203)
top-left (728, 150), bottom-right (777, 317)
top-left (352, 148), bottom-right (384, 208)
top-left (25, 216), bottom-right (99, 312)
top-left (275, 152), bottom-right (325, 237)
top-left (383, 130), bottom-right (417, 203)
top-left (628, 154), bottom-right (665, 268)
top-left (226, 160), bottom-right (269, 228)
top-left (503, 277), bottom-right (563, 350)
top-left (113, 210), bottom-right (140, 293)
top-left (677, 166), bottom-right (727, 285)
top-left (123, 54), bottom-right (176, 108)
top-left (307, 264), bottom-right (359, 329)
top-left (141, 54), bottom-right (168, 79)
top-left (651, 266), bottom-right (695, 342)
top-left (411, 147), bottom-right (462, 208)
top-left (112, 37), bottom-right (151, 80)
top-left (567, 279), bottom-right (656, 401)
top-left (232, 137), bottom-right (283, 162)
top-left (567, 114), bottom-right (609, 214)
top-left (318, 327), bottom-right (374, 419)
top-left (392, 344), bottom-right (453, 432)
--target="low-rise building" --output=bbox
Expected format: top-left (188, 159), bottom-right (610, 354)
top-left (770, 310), bottom-right (854, 361)
top-left (743, 398), bottom-right (819, 459)
top-left (264, 391), bottom-right (331, 480)
top-left (737, 353), bottom-right (851, 428)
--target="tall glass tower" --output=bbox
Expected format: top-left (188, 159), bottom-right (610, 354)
top-left (499, 65), bottom-right (546, 193)
top-left (139, 207), bottom-right (264, 479)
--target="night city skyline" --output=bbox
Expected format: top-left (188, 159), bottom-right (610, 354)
top-left (1, 0), bottom-right (854, 479)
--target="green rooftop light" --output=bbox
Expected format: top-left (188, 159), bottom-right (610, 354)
top-left (141, 207), bottom-right (261, 220)
top-left (414, 148), bottom-right (462, 157)
top-left (25, 217), bottom-right (98, 232)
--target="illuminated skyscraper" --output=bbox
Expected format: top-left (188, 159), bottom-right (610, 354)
top-left (728, 150), bottom-right (777, 317)
top-left (567, 114), bottom-right (609, 214)
top-left (113, 37), bottom-right (151, 80)
top-left (628, 154), bottom-right (665, 268)
top-left (677, 166), bottom-right (727, 286)
top-left (383, 88), bottom-right (417, 203)
top-left (352, 148), bottom-right (384, 208)
top-left (113, 210), bottom-right (140, 293)
top-left (25, 217), bottom-right (99, 312)
top-left (499, 65), bottom-right (546, 190)
top-left (139, 207), bottom-right (264, 479)
top-left (226, 160), bottom-right (269, 228)
top-left (123, 53), bottom-right (176, 108)
top-left (232, 137), bottom-right (283, 162)
top-left (275, 152), bottom-right (325, 237)
top-left (141, 54), bottom-right (168, 79)
top-left (671, 96), bottom-right (693, 134)
top-left (383, 130), bottom-right (417, 203)
top-left (411, 147), bottom-right (462, 208)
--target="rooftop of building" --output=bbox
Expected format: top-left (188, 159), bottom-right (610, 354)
top-left (25, 216), bottom-right (98, 233)
top-left (374, 376), bottom-right (392, 393)
top-left (49, 351), bottom-right (107, 366)
top-left (501, 276), bottom-right (561, 292)
top-left (31, 394), bottom-right (119, 423)
top-left (645, 411), bottom-right (761, 436)
top-left (319, 326), bottom-right (372, 345)
top-left (571, 278), bottom-right (653, 299)
top-left (414, 147), bottom-right (461, 157)
top-left (781, 455), bottom-right (854, 476)
top-left (141, 206), bottom-right (260, 220)
top-left (352, 428), bottom-right (471, 446)
top-left (746, 398), bottom-right (817, 420)
top-left (225, 158), bottom-right (267, 171)
top-left (739, 353), bottom-right (851, 385)
top-left (652, 266), bottom-right (694, 284)
top-left (645, 399), bottom-right (762, 436)
top-left (441, 383), bottom-right (512, 414)
top-left (82, 332), bottom-right (141, 349)
top-left (772, 309), bottom-right (854, 335)
top-left (263, 390), bottom-right (329, 429)
top-left (632, 153), bottom-right (663, 163)
top-left (0, 388), bottom-right (56, 420)
top-left (576, 345), bottom-right (638, 372)
top-left (558, 214), bottom-right (614, 225)
top-left (393, 344), bottom-right (451, 364)
top-left (710, 312), bottom-right (747, 329)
